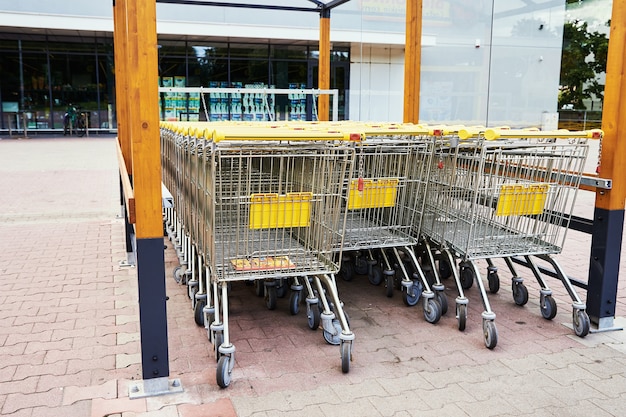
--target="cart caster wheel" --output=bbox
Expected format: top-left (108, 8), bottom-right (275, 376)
top-left (265, 286), bottom-right (277, 310)
top-left (254, 280), bottom-right (264, 297)
top-left (194, 298), bottom-right (206, 326)
top-left (423, 298), bottom-right (442, 324)
top-left (435, 290), bottom-right (448, 316)
top-left (173, 266), bottom-right (183, 284)
top-left (368, 266), bottom-right (383, 286)
top-left (457, 304), bottom-right (467, 331)
top-left (216, 355), bottom-right (232, 388)
top-left (289, 291), bottom-right (301, 315)
top-left (384, 272), bottom-right (394, 298)
top-left (354, 257), bottom-right (369, 275)
top-left (206, 311), bottom-right (215, 332)
top-left (460, 265), bottom-right (474, 289)
top-left (307, 302), bottom-right (321, 330)
top-left (540, 294), bottom-right (557, 320)
top-left (483, 320), bottom-right (498, 349)
top-left (339, 262), bottom-right (355, 282)
top-left (276, 281), bottom-right (287, 298)
top-left (487, 271), bottom-right (500, 294)
top-left (323, 319), bottom-right (342, 345)
top-left (512, 281), bottom-right (529, 306)
top-left (439, 258), bottom-right (452, 279)
top-left (402, 281), bottom-right (423, 307)
top-left (573, 309), bottom-right (590, 337)
top-left (340, 340), bottom-right (352, 373)
top-left (213, 331), bottom-right (224, 362)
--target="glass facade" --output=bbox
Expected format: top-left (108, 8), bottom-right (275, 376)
top-left (0, 34), bottom-right (114, 131)
top-left (0, 34), bottom-right (349, 131)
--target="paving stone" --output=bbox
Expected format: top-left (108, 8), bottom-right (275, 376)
top-left (406, 403), bottom-right (470, 417)
top-left (177, 398), bottom-right (237, 417)
top-left (2, 388), bottom-right (63, 415)
top-left (90, 397), bottom-right (147, 417)
top-left (62, 379), bottom-right (117, 406)
top-left (457, 396), bottom-right (523, 417)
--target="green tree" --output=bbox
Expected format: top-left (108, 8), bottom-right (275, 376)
top-left (559, 19), bottom-right (609, 109)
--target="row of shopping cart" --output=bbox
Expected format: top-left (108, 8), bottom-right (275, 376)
top-left (160, 120), bottom-right (600, 388)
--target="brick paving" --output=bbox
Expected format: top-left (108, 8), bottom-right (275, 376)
top-left (0, 135), bottom-right (624, 417)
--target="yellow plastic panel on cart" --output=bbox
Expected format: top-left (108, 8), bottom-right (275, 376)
top-left (348, 178), bottom-right (399, 209)
top-left (496, 183), bottom-right (549, 216)
top-left (249, 192), bottom-right (313, 229)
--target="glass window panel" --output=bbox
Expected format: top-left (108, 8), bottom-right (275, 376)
top-left (0, 50), bottom-right (20, 129)
top-left (270, 60), bottom-right (307, 88)
top-left (230, 59), bottom-right (269, 86)
top-left (94, 53), bottom-right (114, 129)
top-left (49, 53), bottom-right (99, 129)
top-left (229, 43), bottom-right (268, 59)
top-left (158, 39), bottom-right (188, 57)
top-left (159, 56), bottom-right (187, 82)
top-left (270, 44), bottom-right (308, 60)
top-left (188, 54), bottom-right (228, 87)
top-left (21, 52), bottom-right (52, 129)
top-left (189, 42), bottom-right (229, 59)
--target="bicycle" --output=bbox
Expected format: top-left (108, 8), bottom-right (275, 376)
top-left (63, 106), bottom-right (87, 137)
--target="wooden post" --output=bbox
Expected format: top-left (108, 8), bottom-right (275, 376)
top-left (318, 13), bottom-right (331, 121)
top-left (114, 0), bottom-right (178, 395)
top-left (403, 0), bottom-right (423, 123)
top-left (126, 0), bottom-right (162, 240)
top-left (587, 0), bottom-right (626, 329)
top-left (113, 0), bottom-right (131, 174)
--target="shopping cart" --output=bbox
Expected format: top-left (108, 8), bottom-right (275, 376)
top-left (420, 127), bottom-right (598, 348)
top-left (161, 122), bottom-right (358, 388)
top-left (325, 124), bottom-right (445, 323)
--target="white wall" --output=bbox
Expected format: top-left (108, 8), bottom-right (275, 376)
top-left (349, 44), bottom-right (404, 122)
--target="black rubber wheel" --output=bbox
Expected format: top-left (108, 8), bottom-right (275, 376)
top-left (194, 298), bottom-right (206, 326)
top-left (438, 258), bottom-right (452, 279)
top-left (573, 309), bottom-right (590, 337)
top-left (368, 265), bottom-right (383, 286)
top-left (512, 282), bottom-right (529, 306)
top-left (354, 257), bottom-right (369, 275)
top-left (457, 304), bottom-right (467, 331)
top-left (484, 320), bottom-right (498, 349)
top-left (216, 355), bottom-right (232, 388)
top-left (423, 298), bottom-right (442, 324)
top-left (289, 291), bottom-right (301, 315)
top-left (339, 261), bottom-right (355, 282)
top-left (435, 290), bottom-right (448, 316)
top-left (460, 265), bottom-right (474, 289)
top-left (276, 281), bottom-right (287, 298)
top-left (254, 280), bottom-right (264, 297)
top-left (323, 319), bottom-right (342, 345)
top-left (265, 285), bottom-right (277, 310)
top-left (307, 302), bottom-right (321, 330)
top-left (540, 295), bottom-right (558, 320)
top-left (213, 331), bottom-right (224, 362)
top-left (341, 341), bottom-right (351, 373)
top-left (173, 265), bottom-right (183, 284)
top-left (385, 274), bottom-right (394, 298)
top-left (402, 281), bottom-right (422, 307)
top-left (487, 271), bottom-right (500, 294)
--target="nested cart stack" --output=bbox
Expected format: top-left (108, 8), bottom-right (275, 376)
top-left (161, 122), bottom-right (358, 388)
top-left (420, 127), bottom-right (600, 348)
top-left (326, 124), bottom-right (446, 323)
